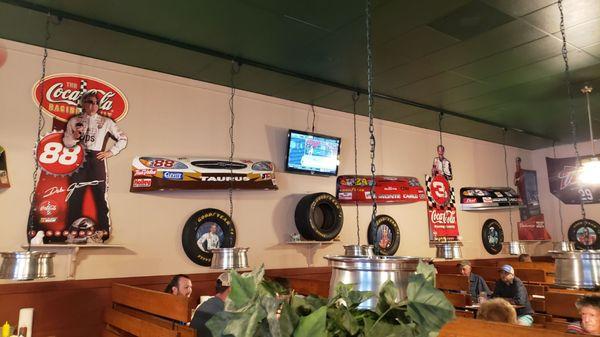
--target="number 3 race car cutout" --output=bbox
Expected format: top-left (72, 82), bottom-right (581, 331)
top-left (460, 187), bottom-right (521, 211)
top-left (130, 157), bottom-right (278, 191)
top-left (426, 174), bottom-right (459, 239)
top-left (336, 175), bottom-right (426, 204)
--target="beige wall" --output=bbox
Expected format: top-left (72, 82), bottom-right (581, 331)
top-left (0, 38), bottom-right (545, 282)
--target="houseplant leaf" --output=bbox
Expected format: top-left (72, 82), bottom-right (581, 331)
top-left (406, 274), bottom-right (454, 333)
top-left (293, 305), bottom-right (327, 337)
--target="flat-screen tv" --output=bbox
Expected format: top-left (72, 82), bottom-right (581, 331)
top-left (285, 129), bottom-right (341, 176)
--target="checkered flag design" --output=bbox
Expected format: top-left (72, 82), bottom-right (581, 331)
top-left (77, 79), bottom-right (88, 114)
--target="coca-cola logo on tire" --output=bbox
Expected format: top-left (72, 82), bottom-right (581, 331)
top-left (32, 73), bottom-right (128, 122)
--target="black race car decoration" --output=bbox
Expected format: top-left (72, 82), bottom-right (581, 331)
top-left (130, 156), bottom-right (278, 191)
top-left (460, 187), bottom-right (521, 211)
top-left (336, 175), bottom-right (426, 204)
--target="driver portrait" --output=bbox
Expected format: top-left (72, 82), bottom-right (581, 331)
top-left (198, 223), bottom-right (221, 252)
top-left (431, 144), bottom-right (452, 181)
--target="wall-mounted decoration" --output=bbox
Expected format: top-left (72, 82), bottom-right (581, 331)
top-left (460, 187), bottom-right (521, 211)
top-left (431, 144), bottom-right (452, 181)
top-left (568, 219), bottom-right (600, 250)
top-left (336, 175), bottom-right (426, 204)
top-left (482, 219), bottom-right (504, 255)
top-left (130, 157), bottom-right (277, 192)
top-left (367, 214), bottom-right (400, 256)
top-left (426, 175), bottom-right (459, 240)
top-left (181, 208), bottom-right (237, 266)
top-left (29, 74), bottom-right (128, 243)
top-left (294, 192), bottom-right (343, 241)
top-left (514, 157), bottom-right (550, 240)
top-left (0, 146), bottom-right (10, 188)
top-left (546, 155), bottom-right (600, 204)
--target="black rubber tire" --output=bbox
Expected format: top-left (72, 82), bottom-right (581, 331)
top-left (181, 208), bottom-right (236, 266)
top-left (568, 218), bottom-right (600, 250)
top-left (367, 214), bottom-right (400, 256)
top-left (482, 219), bottom-right (504, 255)
top-left (294, 193), bottom-right (344, 241)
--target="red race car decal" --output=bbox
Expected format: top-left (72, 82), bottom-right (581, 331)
top-left (336, 175), bottom-right (426, 204)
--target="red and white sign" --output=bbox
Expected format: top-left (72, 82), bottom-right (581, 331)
top-left (32, 73), bottom-right (128, 122)
top-left (336, 175), bottom-right (426, 204)
top-left (426, 175), bottom-right (459, 239)
top-left (35, 132), bottom-right (84, 176)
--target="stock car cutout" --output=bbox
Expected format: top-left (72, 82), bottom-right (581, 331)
top-left (336, 175), bottom-right (426, 204)
top-left (130, 156), bottom-right (278, 191)
top-left (460, 187), bottom-right (521, 211)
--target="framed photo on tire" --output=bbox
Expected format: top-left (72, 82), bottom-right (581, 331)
top-left (181, 208), bottom-right (237, 266)
top-left (367, 214), bottom-right (400, 256)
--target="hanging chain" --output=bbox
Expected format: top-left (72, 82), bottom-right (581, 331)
top-left (503, 129), bottom-right (514, 241)
top-left (352, 92), bottom-right (360, 245)
top-left (558, 0), bottom-right (587, 219)
top-left (366, 0), bottom-right (378, 248)
top-left (438, 113), bottom-right (444, 146)
top-left (228, 61), bottom-right (240, 219)
top-left (311, 105), bottom-right (316, 133)
top-left (553, 142), bottom-right (566, 241)
top-left (28, 14), bottom-right (51, 248)
top-left (582, 86), bottom-right (595, 155)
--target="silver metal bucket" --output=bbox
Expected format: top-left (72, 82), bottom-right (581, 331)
top-left (0, 251), bottom-right (55, 280)
top-left (343, 245), bottom-right (374, 257)
top-left (552, 241), bottom-right (575, 252)
top-left (324, 255), bottom-right (424, 309)
top-left (550, 250), bottom-right (600, 289)
top-left (505, 241), bottom-right (526, 255)
top-left (434, 242), bottom-right (463, 259)
top-left (211, 247), bottom-right (249, 270)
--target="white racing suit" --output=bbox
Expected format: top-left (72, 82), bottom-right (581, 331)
top-left (63, 113), bottom-right (127, 238)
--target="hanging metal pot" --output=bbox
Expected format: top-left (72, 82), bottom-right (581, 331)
top-left (434, 241), bottom-right (463, 260)
top-left (210, 247), bottom-right (249, 270)
top-left (0, 251), bottom-right (55, 280)
top-left (505, 241), bottom-right (526, 255)
top-left (551, 250), bottom-right (600, 289)
top-left (552, 241), bottom-right (575, 252)
top-left (343, 245), bottom-right (374, 257)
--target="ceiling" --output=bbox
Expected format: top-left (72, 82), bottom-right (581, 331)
top-left (1, 0), bottom-right (600, 149)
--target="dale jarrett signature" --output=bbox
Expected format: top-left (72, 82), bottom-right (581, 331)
top-left (42, 181), bottom-right (104, 201)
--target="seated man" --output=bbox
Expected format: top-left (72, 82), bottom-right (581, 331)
top-left (458, 261), bottom-right (490, 302)
top-left (164, 274), bottom-right (193, 298)
top-left (477, 298), bottom-right (518, 324)
top-left (518, 254), bottom-right (532, 262)
top-left (190, 272), bottom-right (231, 337)
top-left (491, 265), bottom-right (534, 326)
top-left (567, 295), bottom-right (600, 335)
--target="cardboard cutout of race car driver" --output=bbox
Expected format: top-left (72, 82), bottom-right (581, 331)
top-left (431, 144), bottom-right (452, 181)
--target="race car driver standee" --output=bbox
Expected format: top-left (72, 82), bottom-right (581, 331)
top-left (63, 91), bottom-right (127, 241)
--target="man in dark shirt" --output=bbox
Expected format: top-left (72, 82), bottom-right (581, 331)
top-left (491, 264), bottom-right (534, 326)
top-left (458, 261), bottom-right (491, 303)
top-left (190, 273), bottom-right (231, 337)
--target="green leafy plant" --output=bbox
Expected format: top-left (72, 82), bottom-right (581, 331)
top-left (207, 262), bottom-right (454, 337)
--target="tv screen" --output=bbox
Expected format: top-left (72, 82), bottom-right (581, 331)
top-left (285, 129), bottom-right (341, 176)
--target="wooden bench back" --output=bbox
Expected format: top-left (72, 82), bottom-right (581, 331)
top-left (545, 290), bottom-right (587, 319)
top-left (471, 266), bottom-right (546, 283)
top-left (105, 283), bottom-right (195, 337)
top-left (436, 274), bottom-right (469, 292)
top-left (440, 317), bottom-right (573, 337)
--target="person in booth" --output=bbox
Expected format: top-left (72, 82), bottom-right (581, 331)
top-left (164, 274), bottom-right (193, 298)
top-left (477, 298), bottom-right (518, 324)
top-left (567, 295), bottom-right (600, 335)
top-left (457, 261), bottom-right (490, 303)
top-left (491, 265), bottom-right (534, 326)
top-left (190, 273), bottom-right (232, 337)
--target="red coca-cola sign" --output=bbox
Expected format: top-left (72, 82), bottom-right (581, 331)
top-left (426, 174), bottom-right (459, 239)
top-left (32, 73), bottom-right (128, 122)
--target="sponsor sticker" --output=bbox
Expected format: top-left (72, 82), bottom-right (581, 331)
top-left (163, 171), bottom-right (184, 180)
top-left (483, 197), bottom-right (493, 203)
top-left (133, 178), bottom-right (152, 188)
top-left (134, 169), bottom-right (157, 176)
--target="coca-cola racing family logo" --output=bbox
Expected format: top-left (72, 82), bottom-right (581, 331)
top-left (39, 200), bottom-right (58, 216)
top-left (32, 73), bottom-right (128, 122)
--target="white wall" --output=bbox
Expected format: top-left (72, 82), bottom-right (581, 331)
top-left (0, 38), bottom-right (541, 282)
